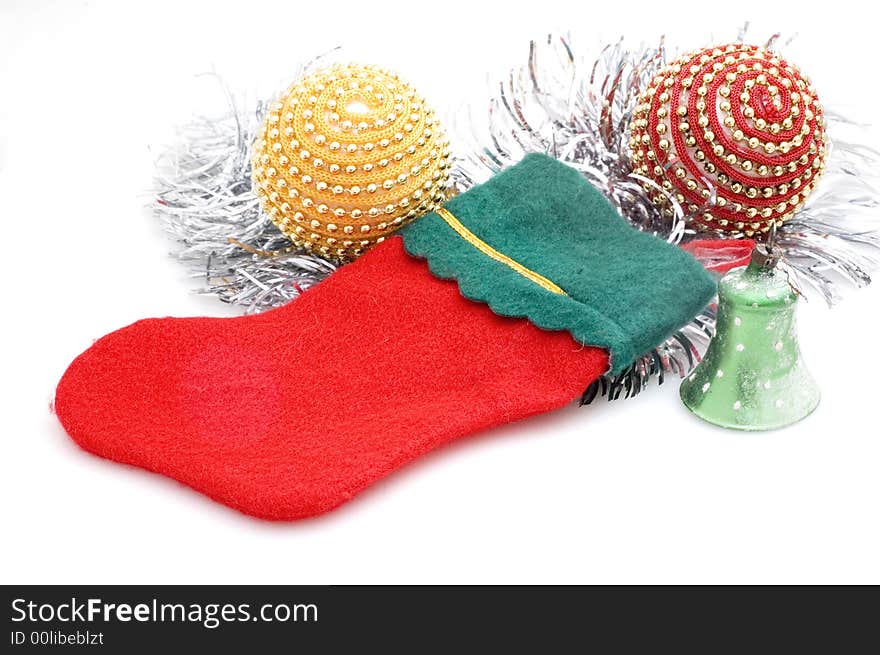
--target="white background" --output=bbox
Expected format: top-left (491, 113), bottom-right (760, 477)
top-left (2, 0), bottom-right (879, 584)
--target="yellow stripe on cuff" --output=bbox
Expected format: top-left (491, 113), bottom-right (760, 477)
top-left (434, 207), bottom-right (568, 297)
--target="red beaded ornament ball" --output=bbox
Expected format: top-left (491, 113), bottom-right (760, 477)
top-left (629, 44), bottom-right (827, 236)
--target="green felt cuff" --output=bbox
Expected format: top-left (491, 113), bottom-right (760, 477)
top-left (401, 153), bottom-right (716, 374)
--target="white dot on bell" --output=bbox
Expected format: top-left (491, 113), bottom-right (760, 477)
top-left (733, 401), bottom-right (742, 411)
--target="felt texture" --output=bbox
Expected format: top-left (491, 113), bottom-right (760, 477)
top-left (55, 155), bottom-right (721, 520)
top-left (55, 237), bottom-right (610, 520)
top-left (403, 154), bottom-right (717, 373)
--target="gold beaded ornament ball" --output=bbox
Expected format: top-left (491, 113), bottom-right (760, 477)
top-left (251, 63), bottom-right (451, 261)
top-left (629, 44), bottom-right (827, 237)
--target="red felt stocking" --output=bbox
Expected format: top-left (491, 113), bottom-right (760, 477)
top-left (55, 155), bottom-right (720, 520)
top-left (57, 237), bottom-right (608, 519)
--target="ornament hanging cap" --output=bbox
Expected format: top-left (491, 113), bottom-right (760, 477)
top-left (748, 221), bottom-right (782, 271)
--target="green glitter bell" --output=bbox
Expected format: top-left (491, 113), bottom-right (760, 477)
top-left (680, 238), bottom-right (820, 431)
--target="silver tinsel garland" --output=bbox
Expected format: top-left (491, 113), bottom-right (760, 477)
top-left (152, 32), bottom-right (880, 402)
top-left (153, 66), bottom-right (337, 313)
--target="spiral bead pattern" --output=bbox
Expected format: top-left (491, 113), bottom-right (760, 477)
top-left (252, 63), bottom-right (451, 261)
top-left (629, 44), bottom-right (827, 236)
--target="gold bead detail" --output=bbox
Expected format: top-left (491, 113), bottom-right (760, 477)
top-left (252, 63), bottom-right (450, 262)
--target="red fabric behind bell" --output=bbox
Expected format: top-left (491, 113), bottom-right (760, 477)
top-left (683, 239), bottom-right (754, 274)
top-left (55, 237), bottom-right (608, 520)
